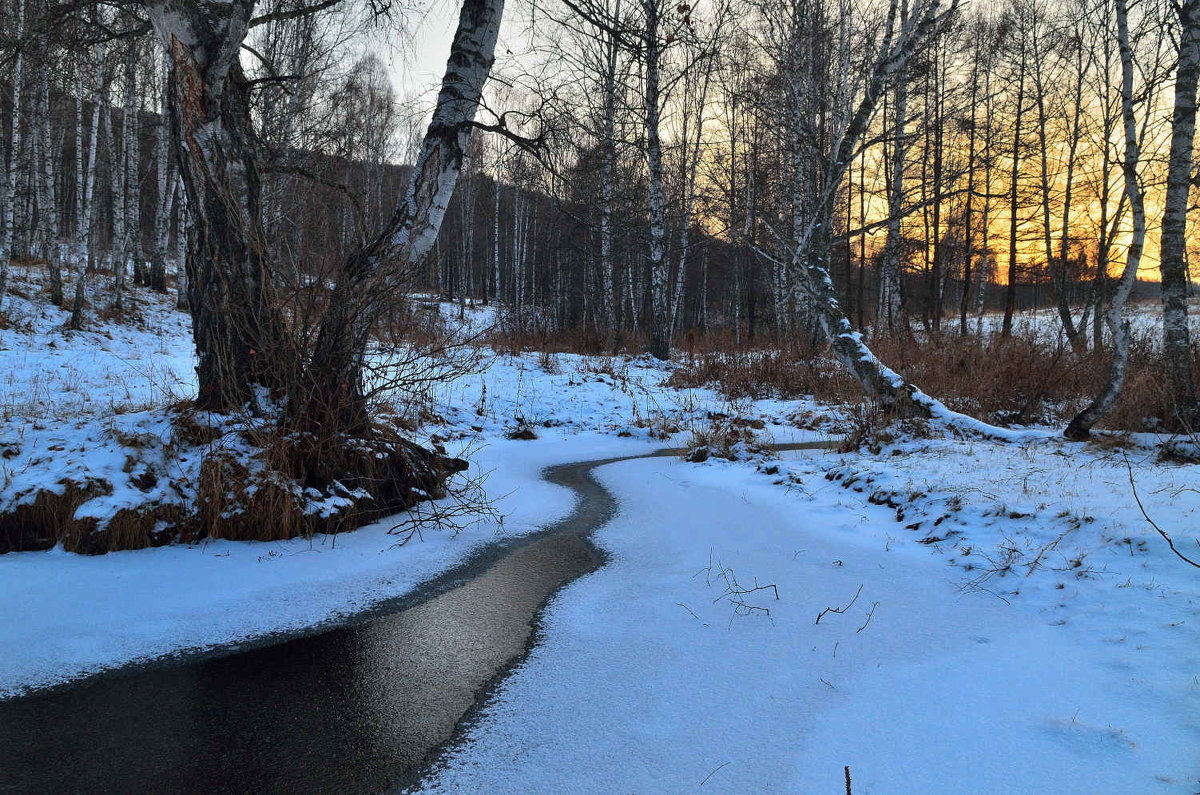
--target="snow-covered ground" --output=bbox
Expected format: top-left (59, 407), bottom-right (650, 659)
top-left (421, 451), bottom-right (1198, 793)
top-left (2, 280), bottom-right (1197, 791)
top-left (974, 297), bottom-right (1200, 341)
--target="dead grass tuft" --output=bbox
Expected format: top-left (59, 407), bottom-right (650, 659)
top-left (0, 479), bottom-right (113, 553)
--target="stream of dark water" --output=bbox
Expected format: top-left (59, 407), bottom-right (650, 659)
top-left (0, 442), bottom-right (832, 794)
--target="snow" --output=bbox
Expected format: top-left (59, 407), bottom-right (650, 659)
top-left (972, 298), bottom-right (1200, 343)
top-left (420, 450), bottom-right (1199, 793)
top-left (2, 277), bottom-right (1197, 792)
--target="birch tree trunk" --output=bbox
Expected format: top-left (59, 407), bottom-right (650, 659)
top-left (150, 75), bottom-right (172, 294)
top-left (109, 67), bottom-right (126, 311)
top-left (491, 151), bottom-right (500, 304)
top-left (670, 52), bottom-right (713, 336)
top-left (124, 44), bottom-right (142, 287)
top-left (1064, 0), bottom-right (1146, 440)
top-left (599, 0), bottom-right (620, 338)
top-left (174, 178), bottom-right (188, 310)
top-left (0, 0), bottom-right (25, 312)
top-left (71, 52), bottom-right (105, 330)
top-left (146, 0), bottom-right (285, 409)
top-left (1058, 16), bottom-right (1088, 347)
top-left (303, 0), bottom-right (506, 435)
top-left (644, 0), bottom-right (670, 360)
top-left (1159, 0), bottom-right (1200, 426)
top-left (879, 64), bottom-right (908, 334)
top-left (959, 55), bottom-right (978, 335)
top-left (38, 67), bottom-right (62, 305)
top-left (788, 0), bottom-right (958, 415)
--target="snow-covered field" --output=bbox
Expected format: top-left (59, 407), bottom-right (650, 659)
top-left (1, 282), bottom-right (1197, 792)
top-left (974, 297), bottom-right (1200, 341)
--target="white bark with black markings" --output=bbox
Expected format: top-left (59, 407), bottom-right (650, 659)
top-left (1159, 0), bottom-right (1199, 425)
top-left (1064, 0), bottom-right (1146, 440)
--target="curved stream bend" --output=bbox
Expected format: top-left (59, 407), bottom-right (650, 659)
top-left (0, 441), bottom-right (832, 794)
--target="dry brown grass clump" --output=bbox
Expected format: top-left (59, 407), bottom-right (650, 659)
top-left (684, 411), bottom-right (773, 462)
top-left (0, 479), bottom-right (113, 553)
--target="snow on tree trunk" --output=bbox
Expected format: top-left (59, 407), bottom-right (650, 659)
top-left (780, 0), bottom-right (1035, 440)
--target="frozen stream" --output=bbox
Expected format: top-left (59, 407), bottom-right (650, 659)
top-left (0, 442), bottom-right (834, 793)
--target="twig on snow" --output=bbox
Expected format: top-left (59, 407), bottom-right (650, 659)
top-left (1123, 452), bottom-right (1200, 569)
top-left (700, 762), bottom-right (730, 787)
top-left (816, 584), bottom-right (863, 625)
top-left (857, 601), bottom-right (880, 633)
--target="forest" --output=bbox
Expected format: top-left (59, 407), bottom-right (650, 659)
top-left (0, 0), bottom-right (1198, 790)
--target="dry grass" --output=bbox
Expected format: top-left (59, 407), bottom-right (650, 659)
top-left (683, 410), bottom-right (774, 462)
top-left (667, 329), bottom-right (1200, 432)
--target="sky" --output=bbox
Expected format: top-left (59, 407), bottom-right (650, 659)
top-left (387, 0), bottom-right (460, 101)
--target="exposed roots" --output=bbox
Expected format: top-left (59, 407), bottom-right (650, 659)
top-left (0, 411), bottom-right (468, 555)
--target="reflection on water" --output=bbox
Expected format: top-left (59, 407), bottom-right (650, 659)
top-left (0, 462), bottom-right (607, 795)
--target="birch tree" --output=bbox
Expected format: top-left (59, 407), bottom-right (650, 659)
top-left (784, 0), bottom-right (959, 413)
top-left (1064, 0), bottom-right (1165, 439)
top-left (1159, 0), bottom-right (1200, 427)
top-left (643, 0), bottom-right (670, 360)
top-left (0, 0), bottom-right (26, 311)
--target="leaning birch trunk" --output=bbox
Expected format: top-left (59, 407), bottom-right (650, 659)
top-left (1159, 0), bottom-right (1200, 426)
top-left (303, 0), bottom-right (506, 436)
top-left (785, 0), bottom-right (1020, 433)
top-left (644, 0), bottom-right (670, 360)
top-left (1064, 0), bottom-right (1146, 441)
top-left (0, 0), bottom-right (25, 312)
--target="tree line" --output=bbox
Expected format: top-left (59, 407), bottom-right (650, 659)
top-left (0, 0), bottom-right (1196, 445)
